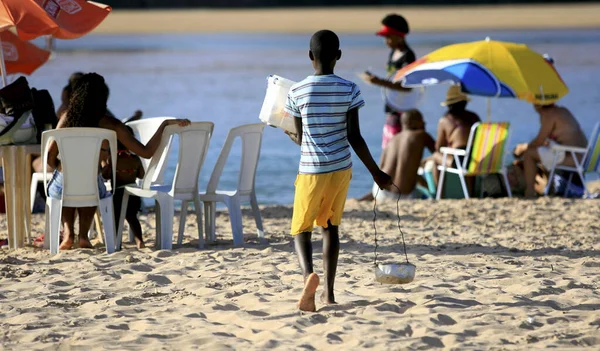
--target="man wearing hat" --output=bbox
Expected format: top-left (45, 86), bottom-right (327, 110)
top-left (431, 85), bottom-right (480, 191)
top-left (360, 13), bottom-right (417, 150)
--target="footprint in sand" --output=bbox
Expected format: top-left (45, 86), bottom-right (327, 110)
top-left (326, 333), bottom-right (343, 344)
top-left (106, 323), bottom-right (130, 330)
top-left (212, 303), bottom-right (240, 311)
top-left (431, 314), bottom-right (457, 326)
top-left (246, 310), bottom-right (269, 317)
top-left (184, 312), bottom-right (207, 319)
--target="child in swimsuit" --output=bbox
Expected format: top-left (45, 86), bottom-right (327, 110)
top-left (103, 127), bottom-right (146, 248)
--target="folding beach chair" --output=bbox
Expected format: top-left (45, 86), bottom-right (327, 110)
top-left (437, 122), bottom-right (512, 200)
top-left (544, 122), bottom-right (600, 197)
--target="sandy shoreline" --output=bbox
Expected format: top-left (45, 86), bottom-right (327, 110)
top-left (1, 197), bottom-right (599, 349)
top-left (94, 4), bottom-right (600, 34)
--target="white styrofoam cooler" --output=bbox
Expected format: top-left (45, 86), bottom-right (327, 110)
top-left (258, 75), bottom-right (297, 133)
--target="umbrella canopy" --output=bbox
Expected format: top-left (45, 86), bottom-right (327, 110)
top-left (0, 0), bottom-right (111, 41)
top-left (1, 30), bottom-right (50, 75)
top-left (395, 38), bottom-right (569, 105)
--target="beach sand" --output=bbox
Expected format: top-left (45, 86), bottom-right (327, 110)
top-left (96, 4), bottom-right (600, 34)
top-left (1, 197), bottom-right (599, 349)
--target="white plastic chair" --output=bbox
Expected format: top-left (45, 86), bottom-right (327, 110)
top-left (544, 122), bottom-right (600, 197)
top-left (123, 117), bottom-right (175, 240)
top-left (199, 123), bottom-right (265, 246)
top-left (126, 117), bottom-right (176, 184)
top-left (31, 171), bottom-right (104, 243)
top-left (41, 128), bottom-right (117, 254)
top-left (116, 122), bottom-right (214, 250)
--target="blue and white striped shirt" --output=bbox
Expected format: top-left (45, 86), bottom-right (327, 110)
top-left (284, 75), bottom-right (365, 174)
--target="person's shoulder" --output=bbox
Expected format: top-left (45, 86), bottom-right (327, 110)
top-left (100, 114), bottom-right (121, 128)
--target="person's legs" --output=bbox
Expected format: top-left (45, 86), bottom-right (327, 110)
top-left (77, 207), bottom-right (96, 248)
top-left (317, 169), bottom-right (351, 305)
top-left (60, 207), bottom-right (76, 250)
top-left (321, 221), bottom-right (339, 304)
top-left (291, 173), bottom-right (327, 312)
top-left (295, 231), bottom-right (319, 312)
top-left (523, 147), bottom-right (541, 198)
top-left (127, 196), bottom-right (144, 248)
top-left (294, 232), bottom-right (314, 279)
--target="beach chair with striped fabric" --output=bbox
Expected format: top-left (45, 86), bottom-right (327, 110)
top-left (544, 122), bottom-right (600, 197)
top-left (436, 122), bottom-right (512, 200)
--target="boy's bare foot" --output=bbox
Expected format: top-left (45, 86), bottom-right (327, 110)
top-left (59, 237), bottom-right (73, 250)
top-left (135, 238), bottom-right (146, 249)
top-left (320, 292), bottom-right (337, 305)
top-left (79, 238), bottom-right (93, 249)
top-left (297, 273), bottom-right (320, 312)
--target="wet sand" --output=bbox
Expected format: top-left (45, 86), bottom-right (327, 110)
top-left (95, 4), bottom-right (600, 34)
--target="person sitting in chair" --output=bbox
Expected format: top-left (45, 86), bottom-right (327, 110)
top-left (513, 103), bottom-right (587, 198)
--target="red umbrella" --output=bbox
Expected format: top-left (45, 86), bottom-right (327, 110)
top-left (0, 0), bottom-right (111, 40)
top-left (1, 30), bottom-right (51, 76)
top-left (0, 0), bottom-right (111, 85)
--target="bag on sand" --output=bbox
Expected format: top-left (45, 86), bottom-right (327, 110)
top-left (0, 76), bottom-right (36, 145)
top-left (0, 77), bottom-right (57, 145)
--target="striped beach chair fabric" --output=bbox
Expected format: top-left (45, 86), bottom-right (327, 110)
top-left (544, 122), bottom-right (600, 197)
top-left (436, 122), bottom-right (512, 200)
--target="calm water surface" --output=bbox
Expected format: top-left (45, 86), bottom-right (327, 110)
top-left (25, 29), bottom-right (600, 205)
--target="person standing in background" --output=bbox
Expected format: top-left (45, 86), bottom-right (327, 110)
top-left (360, 13), bottom-right (416, 149)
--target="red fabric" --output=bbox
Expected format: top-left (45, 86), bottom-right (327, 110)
top-left (0, 0), bottom-right (111, 41)
top-left (1, 31), bottom-right (50, 75)
top-left (376, 25), bottom-right (406, 38)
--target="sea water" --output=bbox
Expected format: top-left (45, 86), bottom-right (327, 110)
top-left (26, 29), bottom-right (600, 205)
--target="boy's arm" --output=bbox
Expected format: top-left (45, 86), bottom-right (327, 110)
top-left (285, 117), bottom-right (303, 146)
top-left (347, 108), bottom-right (391, 189)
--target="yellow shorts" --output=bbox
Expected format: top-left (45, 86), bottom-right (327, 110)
top-left (291, 168), bottom-right (352, 235)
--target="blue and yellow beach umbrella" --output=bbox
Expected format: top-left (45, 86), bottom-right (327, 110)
top-left (395, 38), bottom-right (569, 105)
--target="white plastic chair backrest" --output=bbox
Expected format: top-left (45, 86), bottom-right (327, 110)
top-left (42, 128), bottom-right (117, 207)
top-left (126, 117), bottom-right (175, 183)
top-left (206, 123), bottom-right (265, 195)
top-left (142, 122), bottom-right (214, 195)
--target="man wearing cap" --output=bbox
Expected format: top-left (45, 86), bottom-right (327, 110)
top-left (431, 85), bottom-right (480, 190)
top-left (360, 14), bottom-right (416, 150)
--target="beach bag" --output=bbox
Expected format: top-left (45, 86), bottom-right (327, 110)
top-left (0, 76), bottom-right (37, 145)
top-left (0, 111), bottom-right (37, 146)
top-left (31, 88), bottom-right (58, 143)
top-left (553, 173), bottom-right (584, 198)
top-left (480, 174), bottom-right (507, 198)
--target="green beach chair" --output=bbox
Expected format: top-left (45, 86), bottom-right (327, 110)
top-left (436, 122), bottom-right (512, 200)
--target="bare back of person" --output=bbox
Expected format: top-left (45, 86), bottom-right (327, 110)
top-left (542, 106), bottom-right (587, 149)
top-left (442, 110), bottom-right (480, 149)
top-left (381, 130), bottom-right (432, 194)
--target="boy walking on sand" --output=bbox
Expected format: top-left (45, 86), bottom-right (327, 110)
top-left (284, 30), bottom-right (391, 312)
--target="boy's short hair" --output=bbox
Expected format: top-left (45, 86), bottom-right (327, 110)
top-left (310, 30), bottom-right (340, 62)
top-left (401, 109), bottom-right (423, 129)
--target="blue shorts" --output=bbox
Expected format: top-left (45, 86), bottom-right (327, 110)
top-left (47, 170), bottom-right (110, 200)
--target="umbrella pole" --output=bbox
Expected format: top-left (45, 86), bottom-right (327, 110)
top-left (486, 97), bottom-right (491, 122)
top-left (0, 36), bottom-right (6, 87)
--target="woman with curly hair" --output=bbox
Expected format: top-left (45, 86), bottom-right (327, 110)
top-left (47, 73), bottom-right (190, 250)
